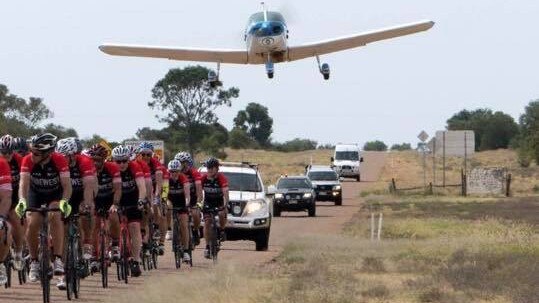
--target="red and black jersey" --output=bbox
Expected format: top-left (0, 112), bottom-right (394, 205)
top-left (7, 153), bottom-right (22, 198)
top-left (183, 167), bottom-right (202, 201)
top-left (162, 167), bottom-right (170, 181)
top-left (201, 172), bottom-right (228, 207)
top-left (146, 158), bottom-right (163, 190)
top-left (69, 154), bottom-right (96, 203)
top-left (136, 159), bottom-right (151, 181)
top-left (21, 152), bottom-right (69, 194)
top-left (0, 157), bottom-right (12, 192)
top-left (168, 173), bottom-right (189, 202)
top-left (96, 162), bottom-right (121, 203)
top-left (120, 161), bottom-right (144, 206)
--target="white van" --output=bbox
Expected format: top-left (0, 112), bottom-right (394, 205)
top-left (331, 144), bottom-right (363, 181)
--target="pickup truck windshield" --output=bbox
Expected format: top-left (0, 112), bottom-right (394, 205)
top-left (277, 178), bottom-right (312, 189)
top-left (222, 172), bottom-right (262, 192)
top-left (308, 171), bottom-right (338, 181)
top-left (335, 151), bottom-right (359, 161)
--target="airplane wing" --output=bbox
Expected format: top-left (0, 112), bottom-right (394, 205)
top-left (287, 20), bottom-right (435, 62)
top-left (98, 44), bottom-right (248, 64)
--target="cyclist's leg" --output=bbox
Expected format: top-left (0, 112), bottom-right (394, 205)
top-left (158, 205), bottom-right (167, 245)
top-left (165, 200), bottom-right (172, 240)
top-left (126, 208), bottom-right (143, 264)
top-left (0, 219), bottom-right (11, 260)
top-left (218, 210), bottom-right (227, 230)
top-left (191, 206), bottom-right (201, 230)
top-left (80, 206), bottom-right (94, 254)
top-left (8, 209), bottom-right (24, 253)
top-left (179, 211), bottom-right (189, 249)
top-left (26, 191), bottom-right (45, 259)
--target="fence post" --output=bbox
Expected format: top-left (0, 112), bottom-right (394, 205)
top-left (427, 182), bottom-right (433, 195)
top-left (391, 178), bottom-right (397, 194)
top-left (506, 173), bottom-right (512, 197)
top-left (377, 213), bottom-right (383, 241)
top-left (370, 213), bottom-right (375, 241)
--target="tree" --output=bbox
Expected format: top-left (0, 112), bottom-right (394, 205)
top-left (233, 102), bottom-right (273, 147)
top-left (41, 123), bottom-right (78, 138)
top-left (273, 138), bottom-right (318, 152)
top-left (518, 100), bottom-right (539, 163)
top-left (149, 65), bottom-right (239, 155)
top-left (363, 140), bottom-right (388, 151)
top-left (391, 143), bottom-right (412, 151)
top-left (0, 84), bottom-right (52, 128)
top-left (447, 108), bottom-right (518, 151)
top-left (228, 128), bottom-right (258, 149)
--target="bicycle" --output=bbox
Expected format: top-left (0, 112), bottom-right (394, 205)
top-left (142, 206), bottom-right (158, 271)
top-left (25, 205), bottom-right (62, 303)
top-left (169, 207), bottom-right (194, 269)
top-left (116, 205), bottom-right (138, 284)
top-left (203, 207), bottom-right (222, 265)
top-left (94, 208), bottom-right (110, 288)
top-left (65, 211), bottom-right (90, 300)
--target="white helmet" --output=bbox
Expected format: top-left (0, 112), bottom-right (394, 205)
top-left (111, 145), bottom-right (131, 161)
top-left (168, 159), bottom-right (181, 171)
top-left (174, 151), bottom-right (192, 163)
top-left (56, 138), bottom-right (79, 156)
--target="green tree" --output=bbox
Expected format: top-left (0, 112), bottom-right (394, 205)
top-left (41, 123), bottom-right (78, 138)
top-left (228, 127), bottom-right (257, 149)
top-left (390, 143), bottom-right (412, 151)
top-left (273, 138), bottom-right (318, 152)
top-left (363, 140), bottom-right (388, 151)
top-left (447, 108), bottom-right (518, 151)
top-left (233, 102), bottom-right (273, 147)
top-left (149, 65), bottom-right (239, 155)
top-left (518, 100), bottom-right (539, 163)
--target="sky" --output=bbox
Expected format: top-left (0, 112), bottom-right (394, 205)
top-left (1, 0), bottom-right (538, 147)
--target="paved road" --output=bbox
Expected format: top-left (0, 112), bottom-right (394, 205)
top-left (1, 152), bottom-right (386, 303)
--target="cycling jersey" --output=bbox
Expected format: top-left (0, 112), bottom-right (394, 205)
top-left (7, 153), bottom-right (22, 208)
top-left (183, 167), bottom-right (202, 207)
top-left (0, 157), bottom-right (12, 192)
top-left (21, 152), bottom-right (69, 207)
top-left (120, 161), bottom-right (144, 222)
top-left (136, 159), bottom-right (151, 182)
top-left (69, 154), bottom-right (96, 214)
top-left (95, 162), bottom-right (121, 211)
top-left (145, 157), bottom-right (163, 191)
top-left (168, 173), bottom-right (189, 211)
top-left (201, 172), bottom-right (228, 209)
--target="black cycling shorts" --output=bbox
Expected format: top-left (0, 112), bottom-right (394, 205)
top-left (28, 189), bottom-right (63, 209)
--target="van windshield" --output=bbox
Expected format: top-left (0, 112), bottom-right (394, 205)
top-left (335, 151), bottom-right (359, 161)
top-left (308, 171), bottom-right (338, 181)
top-left (222, 172), bottom-right (262, 192)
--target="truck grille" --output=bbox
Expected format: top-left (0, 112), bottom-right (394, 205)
top-left (317, 185), bottom-right (333, 191)
top-left (342, 165), bottom-right (351, 169)
top-left (228, 200), bottom-right (247, 216)
top-left (285, 194), bottom-right (303, 200)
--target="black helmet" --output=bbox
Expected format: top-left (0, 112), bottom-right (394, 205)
top-left (30, 133), bottom-right (58, 152)
top-left (12, 137), bottom-right (28, 153)
top-left (205, 157), bottom-right (220, 168)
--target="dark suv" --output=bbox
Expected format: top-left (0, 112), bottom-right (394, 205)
top-left (271, 176), bottom-right (316, 217)
top-left (306, 165), bottom-right (342, 205)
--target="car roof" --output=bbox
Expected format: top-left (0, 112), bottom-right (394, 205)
top-left (307, 165), bottom-right (335, 172)
top-left (199, 166), bottom-right (257, 174)
top-left (278, 176), bottom-right (309, 180)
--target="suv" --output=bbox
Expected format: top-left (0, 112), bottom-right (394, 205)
top-left (271, 176), bottom-right (316, 217)
top-left (306, 165), bottom-right (342, 205)
top-left (331, 144), bottom-right (364, 181)
top-left (199, 162), bottom-right (271, 251)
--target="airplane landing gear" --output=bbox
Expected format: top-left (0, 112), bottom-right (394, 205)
top-left (266, 55), bottom-right (274, 79)
top-left (316, 55), bottom-right (330, 80)
top-left (209, 62), bottom-right (223, 87)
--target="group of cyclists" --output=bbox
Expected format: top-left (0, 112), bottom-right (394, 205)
top-left (0, 132), bottom-right (230, 293)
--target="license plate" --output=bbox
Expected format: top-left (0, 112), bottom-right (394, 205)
top-left (289, 200), bottom-right (298, 204)
top-left (319, 191), bottom-right (327, 195)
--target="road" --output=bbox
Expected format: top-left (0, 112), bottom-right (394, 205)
top-left (1, 152), bottom-right (386, 303)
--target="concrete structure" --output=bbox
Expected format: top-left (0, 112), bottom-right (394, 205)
top-left (428, 130), bottom-right (475, 157)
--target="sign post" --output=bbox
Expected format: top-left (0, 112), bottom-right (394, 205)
top-left (418, 131), bottom-right (429, 189)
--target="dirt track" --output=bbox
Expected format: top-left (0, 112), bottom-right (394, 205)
top-left (1, 152), bottom-right (386, 303)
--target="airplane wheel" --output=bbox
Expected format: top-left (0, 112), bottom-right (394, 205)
top-left (268, 72), bottom-right (274, 79)
top-left (323, 74), bottom-right (330, 80)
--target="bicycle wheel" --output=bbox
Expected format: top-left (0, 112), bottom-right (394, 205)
top-left (209, 218), bottom-right (219, 265)
top-left (100, 231), bottom-right (108, 288)
top-left (65, 235), bottom-right (74, 301)
top-left (40, 232), bottom-right (51, 303)
top-left (121, 229), bottom-right (129, 284)
top-left (4, 255), bottom-right (12, 288)
top-left (73, 231), bottom-right (82, 298)
top-left (173, 217), bottom-right (181, 269)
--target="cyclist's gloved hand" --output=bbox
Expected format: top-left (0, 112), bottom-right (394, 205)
top-left (137, 199), bottom-right (146, 210)
top-left (196, 201), bottom-right (203, 209)
top-left (59, 199), bottom-right (72, 217)
top-left (15, 198), bottom-right (27, 218)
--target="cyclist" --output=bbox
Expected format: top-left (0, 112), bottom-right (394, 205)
top-left (0, 151), bottom-right (13, 285)
top-left (174, 152), bottom-right (203, 245)
top-left (131, 146), bottom-right (153, 256)
top-left (56, 138), bottom-right (97, 261)
top-left (111, 145), bottom-right (146, 277)
top-left (88, 144), bottom-right (122, 262)
top-left (137, 142), bottom-right (165, 255)
top-left (166, 160), bottom-right (191, 261)
top-left (200, 157), bottom-right (229, 259)
top-left (0, 135), bottom-right (24, 271)
top-left (15, 133), bottom-right (72, 283)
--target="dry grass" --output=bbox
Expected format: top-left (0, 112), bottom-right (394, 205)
top-left (368, 149), bottom-right (539, 197)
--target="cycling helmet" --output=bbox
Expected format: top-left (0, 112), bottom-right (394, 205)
top-left (0, 135), bottom-right (14, 153)
top-left (167, 159), bottom-right (181, 171)
top-left (88, 144), bottom-right (109, 159)
top-left (138, 142), bottom-right (154, 153)
top-left (174, 151), bottom-right (192, 163)
top-left (205, 157), bottom-right (220, 168)
top-left (111, 145), bottom-right (131, 161)
top-left (12, 137), bottom-right (28, 153)
top-left (126, 145), bottom-right (138, 161)
top-left (56, 138), bottom-right (79, 156)
top-left (30, 133), bottom-right (57, 152)
top-left (73, 137), bottom-right (83, 154)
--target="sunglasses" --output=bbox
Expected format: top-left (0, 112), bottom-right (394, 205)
top-left (31, 151), bottom-right (49, 157)
top-left (115, 160), bottom-right (128, 164)
top-left (0, 150), bottom-right (12, 155)
top-left (140, 153), bottom-right (152, 157)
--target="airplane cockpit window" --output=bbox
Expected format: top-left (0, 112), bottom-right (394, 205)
top-left (247, 11), bottom-right (286, 27)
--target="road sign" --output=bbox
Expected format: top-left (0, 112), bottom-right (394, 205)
top-left (418, 130), bottom-right (429, 142)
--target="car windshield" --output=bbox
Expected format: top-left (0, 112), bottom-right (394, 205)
top-left (222, 172), bottom-right (262, 192)
top-left (335, 151), bottom-right (359, 161)
top-left (308, 171), bottom-right (338, 181)
top-left (277, 178), bottom-right (312, 189)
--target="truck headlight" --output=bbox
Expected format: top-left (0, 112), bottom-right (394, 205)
top-left (303, 193), bottom-right (312, 198)
top-left (244, 199), bottom-right (265, 215)
top-left (333, 185), bottom-right (341, 191)
top-left (275, 193), bottom-right (284, 199)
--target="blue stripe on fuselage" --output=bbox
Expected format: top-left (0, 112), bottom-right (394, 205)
top-left (248, 21), bottom-right (286, 37)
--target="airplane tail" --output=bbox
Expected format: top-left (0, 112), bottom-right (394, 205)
top-left (261, 2), bottom-right (268, 21)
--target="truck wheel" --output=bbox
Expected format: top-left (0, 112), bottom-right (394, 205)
top-left (356, 175), bottom-right (361, 182)
top-left (255, 228), bottom-right (270, 251)
top-left (273, 206), bottom-right (281, 217)
top-left (308, 204), bottom-right (316, 217)
top-left (335, 197), bottom-right (342, 206)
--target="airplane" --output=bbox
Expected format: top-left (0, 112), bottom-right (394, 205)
top-left (99, 2), bottom-right (434, 86)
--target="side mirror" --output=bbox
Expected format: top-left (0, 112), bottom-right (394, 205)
top-left (360, 157), bottom-right (364, 163)
top-left (266, 185), bottom-right (277, 195)
top-left (339, 177), bottom-right (345, 182)
top-left (330, 157), bottom-right (334, 162)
